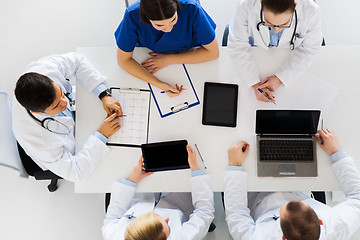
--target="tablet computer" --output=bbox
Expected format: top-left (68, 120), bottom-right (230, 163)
top-left (202, 82), bottom-right (238, 127)
top-left (141, 140), bottom-right (189, 172)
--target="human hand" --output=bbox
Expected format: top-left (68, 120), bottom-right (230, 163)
top-left (159, 82), bottom-right (184, 97)
top-left (127, 156), bottom-right (153, 183)
top-left (187, 145), bottom-right (199, 170)
top-left (259, 75), bottom-right (282, 91)
top-left (316, 129), bottom-right (341, 155)
top-left (97, 112), bottom-right (120, 138)
top-left (252, 83), bottom-right (275, 102)
top-left (101, 96), bottom-right (123, 116)
top-left (141, 52), bottom-right (173, 74)
top-left (228, 141), bottom-right (250, 166)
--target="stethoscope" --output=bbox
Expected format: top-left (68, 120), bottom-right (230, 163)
top-left (256, 8), bottom-right (298, 50)
top-left (26, 93), bottom-right (75, 135)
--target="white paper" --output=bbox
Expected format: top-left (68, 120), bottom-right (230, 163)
top-left (239, 73), bottom-right (338, 133)
top-left (132, 48), bottom-right (199, 117)
top-left (151, 64), bottom-right (198, 116)
top-left (108, 89), bottom-right (151, 146)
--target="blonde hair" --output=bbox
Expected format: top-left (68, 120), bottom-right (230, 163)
top-left (125, 212), bottom-right (167, 240)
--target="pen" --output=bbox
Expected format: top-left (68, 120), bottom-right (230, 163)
top-left (161, 88), bottom-right (186, 94)
top-left (257, 88), bottom-right (276, 105)
top-left (320, 118), bottom-right (324, 144)
top-left (115, 114), bottom-right (127, 119)
top-left (194, 144), bottom-right (207, 171)
top-left (321, 118), bottom-right (324, 129)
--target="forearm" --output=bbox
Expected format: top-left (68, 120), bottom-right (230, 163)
top-left (191, 174), bottom-right (214, 217)
top-left (275, 46), bottom-right (319, 86)
top-left (224, 170), bottom-right (255, 239)
top-left (180, 174), bottom-right (214, 239)
top-left (228, 1), bottom-right (260, 87)
top-left (330, 155), bottom-right (360, 237)
top-left (44, 53), bottom-right (106, 92)
top-left (168, 45), bottom-right (218, 65)
top-left (275, 8), bottom-right (322, 86)
top-left (332, 155), bottom-right (360, 199)
top-left (117, 57), bottom-right (163, 88)
top-left (102, 180), bottom-right (137, 240)
top-left (105, 180), bottom-right (136, 221)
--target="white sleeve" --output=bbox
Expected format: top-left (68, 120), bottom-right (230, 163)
top-left (41, 52), bottom-right (107, 92)
top-left (228, 0), bottom-right (261, 87)
top-left (224, 170), bottom-right (255, 240)
top-left (326, 156), bottom-right (360, 239)
top-left (102, 181), bottom-right (136, 240)
top-left (275, 5), bottom-right (322, 86)
top-left (175, 174), bottom-right (215, 240)
top-left (40, 134), bottom-right (109, 182)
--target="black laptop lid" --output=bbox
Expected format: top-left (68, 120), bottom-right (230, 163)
top-left (256, 110), bottom-right (321, 135)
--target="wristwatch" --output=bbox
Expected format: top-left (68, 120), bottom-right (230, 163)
top-left (99, 89), bottom-right (111, 100)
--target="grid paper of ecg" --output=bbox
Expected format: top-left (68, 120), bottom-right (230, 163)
top-left (108, 89), bottom-right (150, 146)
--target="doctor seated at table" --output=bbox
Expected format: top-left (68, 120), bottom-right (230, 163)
top-left (102, 145), bottom-right (214, 240)
top-left (224, 130), bottom-right (360, 240)
top-left (115, 0), bottom-right (219, 97)
top-left (12, 53), bottom-right (122, 182)
top-left (228, 0), bottom-right (322, 102)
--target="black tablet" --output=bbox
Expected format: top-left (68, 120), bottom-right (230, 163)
top-left (141, 140), bottom-right (189, 172)
top-left (202, 82), bottom-right (238, 127)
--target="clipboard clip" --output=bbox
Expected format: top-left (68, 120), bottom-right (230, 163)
top-left (171, 102), bottom-right (188, 113)
top-left (120, 88), bottom-right (142, 94)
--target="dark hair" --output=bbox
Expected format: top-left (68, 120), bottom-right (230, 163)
top-left (262, 0), bottom-right (295, 14)
top-left (139, 0), bottom-right (181, 24)
top-left (280, 201), bottom-right (320, 240)
top-left (15, 72), bottom-right (56, 112)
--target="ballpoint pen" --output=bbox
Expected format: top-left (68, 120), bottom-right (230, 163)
top-left (161, 88), bottom-right (186, 94)
top-left (195, 144), bottom-right (207, 171)
top-left (320, 118), bottom-right (324, 144)
top-left (257, 88), bottom-right (276, 105)
top-left (114, 114), bottom-right (127, 119)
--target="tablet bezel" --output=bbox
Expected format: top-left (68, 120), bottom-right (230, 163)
top-left (141, 140), bottom-right (189, 172)
top-left (202, 82), bottom-right (238, 127)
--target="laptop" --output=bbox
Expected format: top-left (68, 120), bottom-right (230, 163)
top-left (256, 110), bottom-right (321, 177)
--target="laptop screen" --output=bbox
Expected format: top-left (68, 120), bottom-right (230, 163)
top-left (256, 110), bottom-right (320, 134)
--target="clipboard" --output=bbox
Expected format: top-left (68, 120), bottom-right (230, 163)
top-left (107, 87), bottom-right (151, 148)
top-left (149, 64), bottom-right (200, 118)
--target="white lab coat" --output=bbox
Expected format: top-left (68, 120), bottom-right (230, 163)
top-left (228, 0), bottom-right (322, 87)
top-left (102, 174), bottom-right (215, 240)
top-left (12, 53), bottom-right (110, 182)
top-left (224, 156), bottom-right (360, 240)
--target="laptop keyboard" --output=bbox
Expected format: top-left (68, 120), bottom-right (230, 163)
top-left (259, 139), bottom-right (314, 162)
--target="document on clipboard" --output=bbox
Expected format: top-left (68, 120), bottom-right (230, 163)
top-left (149, 64), bottom-right (200, 118)
top-left (107, 88), bottom-right (151, 147)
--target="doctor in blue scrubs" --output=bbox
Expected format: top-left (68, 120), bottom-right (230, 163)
top-left (115, 0), bottom-right (219, 96)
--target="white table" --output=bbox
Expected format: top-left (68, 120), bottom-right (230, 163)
top-left (75, 46), bottom-right (360, 193)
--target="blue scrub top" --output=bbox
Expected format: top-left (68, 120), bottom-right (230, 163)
top-left (114, 0), bottom-right (216, 53)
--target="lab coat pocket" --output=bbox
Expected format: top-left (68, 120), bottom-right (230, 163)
top-left (294, 36), bottom-right (305, 48)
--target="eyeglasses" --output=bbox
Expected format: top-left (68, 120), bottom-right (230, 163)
top-left (259, 8), bottom-right (294, 29)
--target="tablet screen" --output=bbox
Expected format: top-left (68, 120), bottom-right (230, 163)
top-left (141, 140), bottom-right (189, 172)
top-left (202, 82), bottom-right (238, 127)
